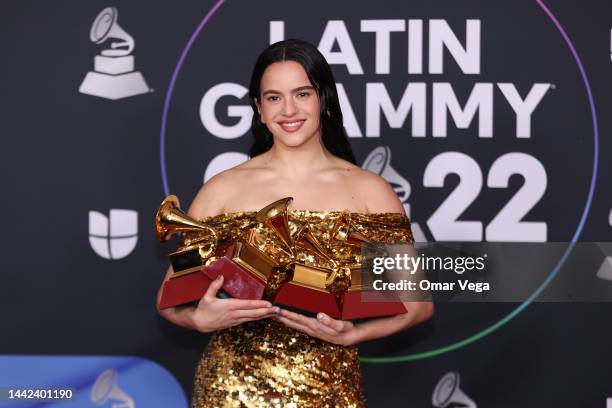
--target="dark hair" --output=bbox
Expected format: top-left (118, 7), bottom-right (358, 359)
top-left (248, 39), bottom-right (356, 164)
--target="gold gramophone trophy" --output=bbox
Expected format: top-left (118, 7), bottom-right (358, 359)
top-left (199, 197), bottom-right (295, 300)
top-left (330, 212), bottom-right (371, 247)
top-left (204, 197), bottom-right (293, 295)
top-left (156, 195), bottom-right (406, 318)
top-left (272, 209), bottom-right (406, 319)
top-left (155, 195), bottom-right (221, 309)
top-left (156, 195), bottom-right (287, 306)
top-left (202, 197), bottom-right (311, 301)
top-left (271, 223), bottom-right (349, 318)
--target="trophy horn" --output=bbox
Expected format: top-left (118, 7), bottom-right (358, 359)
top-left (330, 212), bottom-right (371, 247)
top-left (155, 195), bottom-right (217, 245)
top-left (294, 225), bottom-right (335, 264)
top-left (255, 197), bottom-right (294, 250)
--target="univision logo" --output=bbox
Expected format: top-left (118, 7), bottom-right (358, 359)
top-left (89, 209), bottom-right (138, 260)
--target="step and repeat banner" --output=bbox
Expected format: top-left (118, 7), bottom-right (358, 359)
top-left (2, 0), bottom-right (611, 406)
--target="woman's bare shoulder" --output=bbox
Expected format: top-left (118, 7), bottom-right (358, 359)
top-left (187, 173), bottom-right (228, 219)
top-left (339, 163), bottom-right (405, 214)
top-left (187, 165), bottom-right (246, 217)
top-left (188, 158), bottom-right (268, 218)
top-left (330, 158), bottom-right (377, 182)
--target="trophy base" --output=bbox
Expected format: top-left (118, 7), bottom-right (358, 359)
top-left (94, 55), bottom-right (134, 74)
top-left (158, 269), bottom-right (212, 309)
top-left (273, 282), bottom-right (342, 319)
top-left (79, 71), bottom-right (149, 100)
top-left (202, 247), bottom-right (267, 300)
top-left (341, 290), bottom-right (407, 320)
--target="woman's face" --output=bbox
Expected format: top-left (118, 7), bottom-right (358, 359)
top-left (256, 60), bottom-right (322, 148)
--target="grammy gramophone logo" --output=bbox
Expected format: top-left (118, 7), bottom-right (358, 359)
top-left (596, 208), bottom-right (612, 281)
top-left (362, 145), bottom-right (426, 242)
top-left (79, 7), bottom-right (149, 100)
top-left (91, 369), bottom-right (135, 408)
top-left (432, 371), bottom-right (476, 408)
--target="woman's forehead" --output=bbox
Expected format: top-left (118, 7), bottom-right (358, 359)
top-left (260, 61), bottom-right (313, 92)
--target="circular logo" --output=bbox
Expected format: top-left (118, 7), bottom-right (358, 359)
top-left (159, 0), bottom-right (598, 362)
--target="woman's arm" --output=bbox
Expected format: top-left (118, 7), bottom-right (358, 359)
top-left (349, 301), bottom-right (434, 343)
top-left (155, 174), bottom-right (224, 330)
top-left (156, 172), bottom-right (279, 332)
top-left (355, 170), bottom-right (435, 341)
top-left (156, 265), bottom-right (200, 330)
top-left (276, 243), bottom-right (433, 346)
top-left (158, 269), bottom-right (278, 332)
top-left (276, 301), bottom-right (433, 346)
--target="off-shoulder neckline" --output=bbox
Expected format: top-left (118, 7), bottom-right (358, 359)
top-left (199, 209), bottom-right (408, 219)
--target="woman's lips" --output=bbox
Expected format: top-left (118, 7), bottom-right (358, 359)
top-left (278, 119), bottom-right (305, 133)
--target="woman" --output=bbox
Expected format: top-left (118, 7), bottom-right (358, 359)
top-left (157, 39), bottom-right (434, 407)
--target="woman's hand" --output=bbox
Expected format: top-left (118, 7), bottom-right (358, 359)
top-left (192, 275), bottom-right (280, 333)
top-left (275, 309), bottom-right (360, 346)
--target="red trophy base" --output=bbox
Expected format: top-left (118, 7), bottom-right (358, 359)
top-left (201, 243), bottom-right (267, 300)
top-left (158, 270), bottom-right (212, 310)
top-left (272, 285), bottom-right (407, 320)
top-left (273, 283), bottom-right (342, 319)
top-left (341, 290), bottom-right (407, 320)
top-left (203, 258), bottom-right (266, 299)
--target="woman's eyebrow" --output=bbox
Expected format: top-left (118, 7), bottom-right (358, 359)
top-left (262, 85), bottom-right (315, 96)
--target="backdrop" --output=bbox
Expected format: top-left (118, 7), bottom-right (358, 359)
top-left (1, 0), bottom-right (611, 406)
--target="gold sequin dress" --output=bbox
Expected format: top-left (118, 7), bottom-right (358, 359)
top-left (190, 210), bottom-right (413, 408)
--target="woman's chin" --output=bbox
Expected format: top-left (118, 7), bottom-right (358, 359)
top-left (276, 134), bottom-right (313, 148)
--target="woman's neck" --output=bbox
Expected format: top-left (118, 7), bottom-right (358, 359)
top-left (264, 135), bottom-right (335, 176)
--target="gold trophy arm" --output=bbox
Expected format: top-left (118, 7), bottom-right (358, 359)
top-left (179, 226), bottom-right (219, 259)
top-left (325, 265), bottom-right (351, 288)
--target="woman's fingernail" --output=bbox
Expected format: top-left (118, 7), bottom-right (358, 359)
top-left (317, 313), bottom-right (324, 321)
top-left (273, 307), bottom-right (280, 314)
top-left (216, 275), bottom-right (222, 281)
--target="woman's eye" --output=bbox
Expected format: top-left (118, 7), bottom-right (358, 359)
top-left (297, 92), bottom-right (310, 98)
top-left (266, 95), bottom-right (279, 102)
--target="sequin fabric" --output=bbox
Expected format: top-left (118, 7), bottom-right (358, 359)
top-left (190, 210), bottom-right (413, 408)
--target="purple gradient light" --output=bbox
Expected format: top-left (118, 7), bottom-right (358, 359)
top-left (535, 0), bottom-right (599, 243)
top-left (159, 0), bottom-right (226, 196)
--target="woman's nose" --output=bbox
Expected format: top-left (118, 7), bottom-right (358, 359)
top-left (281, 99), bottom-right (297, 116)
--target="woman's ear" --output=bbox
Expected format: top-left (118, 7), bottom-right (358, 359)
top-left (254, 98), bottom-right (264, 123)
